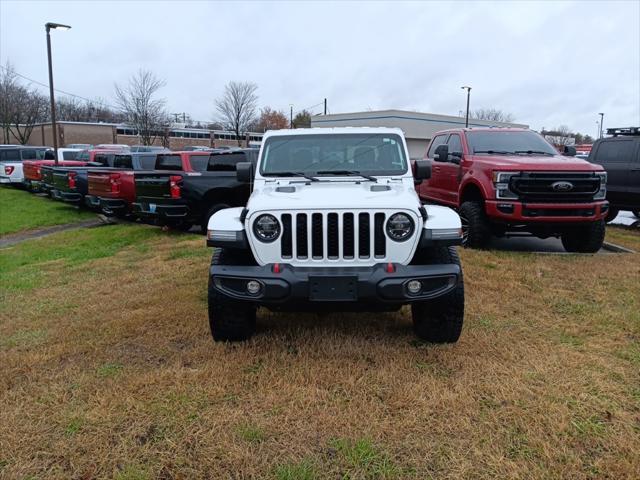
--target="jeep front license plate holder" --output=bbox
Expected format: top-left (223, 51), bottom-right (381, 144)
top-left (309, 276), bottom-right (357, 301)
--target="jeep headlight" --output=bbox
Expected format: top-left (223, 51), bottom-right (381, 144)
top-left (492, 171), bottom-right (519, 200)
top-left (253, 214), bottom-right (280, 242)
top-left (386, 213), bottom-right (414, 242)
top-left (594, 172), bottom-right (607, 200)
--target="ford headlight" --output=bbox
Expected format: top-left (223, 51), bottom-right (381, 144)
top-left (594, 171), bottom-right (607, 200)
top-left (386, 213), bottom-right (414, 242)
top-left (492, 171), bottom-right (519, 200)
top-left (253, 214), bottom-right (280, 242)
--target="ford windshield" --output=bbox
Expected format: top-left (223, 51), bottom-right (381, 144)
top-left (467, 131), bottom-right (558, 156)
top-left (260, 133), bottom-right (408, 177)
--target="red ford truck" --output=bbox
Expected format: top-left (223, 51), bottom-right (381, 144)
top-left (417, 128), bottom-right (608, 253)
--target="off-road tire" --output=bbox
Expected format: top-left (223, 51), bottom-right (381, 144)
top-left (605, 207), bottom-right (619, 223)
top-left (459, 201), bottom-right (491, 248)
top-left (632, 210), bottom-right (640, 219)
top-left (201, 203), bottom-right (231, 234)
top-left (560, 220), bottom-right (605, 253)
top-left (208, 248), bottom-right (257, 342)
top-left (411, 246), bottom-right (465, 343)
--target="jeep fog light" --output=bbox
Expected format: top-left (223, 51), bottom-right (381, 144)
top-left (246, 280), bottom-right (262, 295)
top-left (407, 280), bottom-right (422, 294)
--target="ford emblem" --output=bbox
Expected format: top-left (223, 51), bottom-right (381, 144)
top-left (551, 181), bottom-right (574, 191)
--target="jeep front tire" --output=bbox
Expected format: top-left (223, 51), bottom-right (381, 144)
top-left (411, 247), bottom-right (465, 343)
top-left (208, 248), bottom-right (257, 342)
top-left (560, 220), bottom-right (605, 253)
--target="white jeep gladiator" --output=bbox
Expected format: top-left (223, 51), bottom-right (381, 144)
top-left (206, 127), bottom-right (465, 342)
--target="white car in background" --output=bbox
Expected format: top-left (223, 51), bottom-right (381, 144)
top-left (57, 148), bottom-right (84, 160)
top-left (0, 146), bottom-right (54, 185)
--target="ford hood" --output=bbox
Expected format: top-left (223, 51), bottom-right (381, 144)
top-left (469, 154), bottom-right (602, 171)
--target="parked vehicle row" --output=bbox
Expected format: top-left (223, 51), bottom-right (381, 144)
top-left (2, 145), bottom-right (260, 235)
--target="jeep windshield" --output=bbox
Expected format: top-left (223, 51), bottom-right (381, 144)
top-left (468, 131), bottom-right (557, 156)
top-left (260, 133), bottom-right (408, 178)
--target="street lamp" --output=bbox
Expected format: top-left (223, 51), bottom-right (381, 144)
top-left (598, 112), bottom-right (604, 138)
top-left (290, 104), bottom-right (294, 129)
top-left (45, 22), bottom-right (71, 164)
top-left (461, 86), bottom-right (472, 128)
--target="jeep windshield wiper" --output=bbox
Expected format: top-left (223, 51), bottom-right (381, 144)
top-left (315, 170), bottom-right (378, 182)
top-left (473, 150), bottom-right (514, 155)
top-left (514, 150), bottom-right (555, 156)
top-left (263, 171), bottom-right (319, 182)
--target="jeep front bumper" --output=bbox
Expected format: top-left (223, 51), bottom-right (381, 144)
top-left (210, 262), bottom-right (461, 308)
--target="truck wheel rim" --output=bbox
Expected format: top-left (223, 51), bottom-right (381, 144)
top-left (460, 214), bottom-right (469, 245)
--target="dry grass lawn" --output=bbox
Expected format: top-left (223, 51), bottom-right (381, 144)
top-left (0, 224), bottom-right (639, 479)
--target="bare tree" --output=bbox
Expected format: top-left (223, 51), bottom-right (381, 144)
top-left (115, 69), bottom-right (168, 145)
top-left (471, 108), bottom-right (515, 123)
top-left (9, 88), bottom-right (48, 144)
top-left (215, 81), bottom-right (258, 144)
top-left (0, 62), bottom-right (18, 143)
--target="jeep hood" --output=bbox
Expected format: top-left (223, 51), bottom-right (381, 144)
top-left (470, 154), bottom-right (602, 171)
top-left (248, 180), bottom-right (420, 211)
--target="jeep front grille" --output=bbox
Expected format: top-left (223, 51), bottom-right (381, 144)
top-left (510, 172), bottom-right (600, 203)
top-left (279, 211), bottom-right (387, 261)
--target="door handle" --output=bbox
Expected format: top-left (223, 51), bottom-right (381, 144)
top-left (434, 166), bottom-right (441, 172)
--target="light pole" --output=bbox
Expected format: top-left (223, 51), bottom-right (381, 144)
top-left (598, 112), bottom-right (604, 138)
top-left (290, 104), bottom-right (293, 129)
top-left (45, 22), bottom-right (71, 165)
top-left (461, 86), bottom-right (472, 128)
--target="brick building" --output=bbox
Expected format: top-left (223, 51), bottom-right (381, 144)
top-left (12, 121), bottom-right (264, 150)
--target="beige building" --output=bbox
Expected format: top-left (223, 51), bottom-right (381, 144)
top-left (311, 109), bottom-right (528, 159)
top-left (14, 121), bottom-right (264, 150)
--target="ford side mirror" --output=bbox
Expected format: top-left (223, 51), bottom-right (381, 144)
top-left (434, 144), bottom-right (449, 162)
top-left (449, 153), bottom-right (462, 165)
top-left (414, 159), bottom-right (431, 181)
top-left (563, 145), bottom-right (577, 157)
top-left (236, 162), bottom-right (254, 182)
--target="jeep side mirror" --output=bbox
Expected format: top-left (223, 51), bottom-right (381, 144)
top-left (434, 144), bottom-right (449, 162)
top-left (563, 145), bottom-right (577, 157)
top-left (414, 159), bottom-right (431, 181)
top-left (236, 162), bottom-right (254, 182)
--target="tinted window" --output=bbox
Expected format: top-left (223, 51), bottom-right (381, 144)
top-left (189, 155), bottom-right (210, 172)
top-left (156, 154), bottom-right (183, 171)
top-left (76, 150), bottom-right (90, 161)
top-left (94, 154), bottom-right (112, 166)
top-left (43, 150), bottom-right (55, 160)
top-left (21, 149), bottom-right (37, 160)
top-left (208, 152), bottom-right (247, 172)
top-left (594, 140), bottom-right (634, 164)
top-left (138, 155), bottom-right (157, 170)
top-left (426, 135), bottom-right (449, 158)
top-left (113, 155), bottom-right (133, 169)
top-left (466, 131), bottom-right (557, 155)
top-left (260, 134), bottom-right (408, 175)
top-left (2, 149), bottom-right (20, 161)
top-left (447, 134), bottom-right (463, 155)
top-left (62, 151), bottom-right (78, 160)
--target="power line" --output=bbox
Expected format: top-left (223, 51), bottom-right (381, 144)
top-left (0, 64), bottom-right (117, 110)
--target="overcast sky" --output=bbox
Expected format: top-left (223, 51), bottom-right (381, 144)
top-left (1, 0), bottom-right (638, 136)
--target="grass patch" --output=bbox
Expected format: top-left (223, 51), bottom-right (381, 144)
top-left (274, 459), bottom-right (318, 480)
top-left (64, 417), bottom-right (84, 436)
top-left (0, 186), bottom-right (95, 235)
top-left (0, 223), bottom-right (162, 291)
top-left (166, 245), bottom-right (207, 260)
top-left (114, 465), bottom-right (149, 480)
top-left (0, 329), bottom-right (47, 349)
top-left (236, 423), bottom-right (266, 444)
top-left (97, 362), bottom-right (124, 378)
top-left (329, 438), bottom-right (400, 478)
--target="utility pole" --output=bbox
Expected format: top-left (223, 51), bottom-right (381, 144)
top-left (324, 98), bottom-right (327, 115)
top-left (290, 104), bottom-right (293, 129)
top-left (45, 22), bottom-right (71, 164)
top-left (598, 112), bottom-right (604, 138)
top-left (461, 86), bottom-right (472, 128)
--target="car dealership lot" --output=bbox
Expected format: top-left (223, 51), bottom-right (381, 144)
top-left (1, 188), bottom-right (639, 479)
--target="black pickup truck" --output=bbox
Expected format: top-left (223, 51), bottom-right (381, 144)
top-left (132, 149), bottom-right (258, 231)
top-left (50, 152), bottom-right (157, 206)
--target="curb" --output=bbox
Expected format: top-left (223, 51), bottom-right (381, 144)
top-left (602, 242), bottom-right (636, 254)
